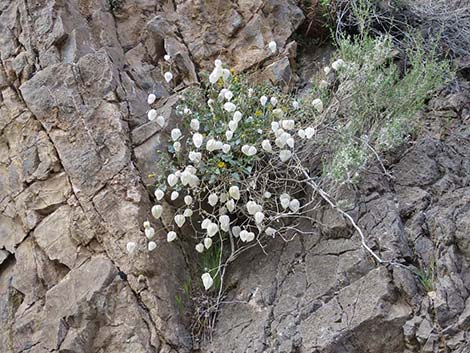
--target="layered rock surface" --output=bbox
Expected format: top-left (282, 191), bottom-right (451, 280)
top-left (1, 0), bottom-right (469, 352)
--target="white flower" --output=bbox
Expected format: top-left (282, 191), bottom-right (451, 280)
top-left (189, 151), bottom-right (202, 164)
top-left (275, 127), bottom-right (284, 138)
top-left (173, 141), bottom-right (181, 152)
top-left (222, 144), bottom-right (231, 153)
top-left (208, 193), bottom-right (218, 207)
top-left (275, 132), bottom-right (291, 148)
top-left (264, 191), bottom-right (272, 198)
top-left (223, 102), bottom-right (236, 112)
top-left (183, 208), bottom-right (193, 217)
top-left (195, 243), bottom-right (204, 253)
top-left (148, 109), bottom-right (157, 121)
top-left (156, 115), bottom-right (165, 127)
top-left (184, 195), bottom-right (193, 205)
top-left (226, 199), bottom-right (236, 212)
top-left (261, 140), bottom-right (272, 153)
top-left (190, 119), bottom-right (200, 131)
top-left (201, 218), bottom-right (211, 229)
top-left (271, 121), bottom-right (280, 132)
top-left (319, 80), bottom-right (329, 89)
top-left (228, 120), bottom-right (238, 132)
top-left (233, 111), bottom-right (242, 122)
top-left (225, 130), bottom-right (234, 140)
top-left (265, 227), bottom-right (276, 237)
top-left (180, 170), bottom-right (193, 186)
top-left (240, 230), bottom-right (255, 242)
top-left (207, 222), bottom-right (219, 237)
top-left (171, 128), bottom-right (182, 141)
top-left (201, 272), bottom-right (214, 290)
top-left (312, 98), bottom-right (323, 113)
top-left (152, 205), bottom-right (163, 219)
top-left (305, 127), bottom-right (315, 139)
top-left (167, 174), bottom-right (178, 187)
top-left (206, 139), bottom-right (218, 152)
top-left (147, 94), bottom-right (157, 105)
top-left (164, 72), bottom-right (173, 83)
top-left (171, 191), bottom-right (179, 200)
top-left (224, 90), bottom-right (234, 101)
top-left (280, 193), bottom-right (291, 209)
top-left (324, 66), bottom-right (331, 75)
top-left (219, 215), bottom-right (230, 232)
top-left (292, 100), bottom-right (300, 109)
top-left (204, 237), bottom-right (212, 249)
top-left (209, 63), bottom-right (223, 84)
top-left (189, 174), bottom-right (200, 187)
top-left (148, 241), bottom-right (157, 251)
top-left (332, 58), bottom-right (345, 71)
top-left (218, 88), bottom-right (228, 100)
top-left (260, 95), bottom-right (268, 106)
top-left (145, 227), bottom-right (155, 239)
top-left (164, 54), bottom-right (171, 61)
top-left (126, 241), bottom-right (137, 254)
top-left (298, 129), bottom-right (306, 139)
top-left (241, 145), bottom-right (257, 156)
top-left (229, 186), bottom-right (240, 200)
top-left (220, 193), bottom-right (228, 203)
top-left (270, 97), bottom-right (278, 106)
top-left (154, 189), bottom-right (164, 201)
top-left (174, 214), bottom-right (185, 228)
top-left (167, 231), bottom-right (177, 242)
top-left (246, 201), bottom-right (261, 215)
top-left (183, 108), bottom-right (192, 115)
top-left (193, 133), bottom-right (203, 148)
top-left (281, 120), bottom-right (295, 130)
top-left (143, 221), bottom-right (151, 229)
top-left (248, 88), bottom-right (254, 97)
top-left (222, 68), bottom-right (231, 81)
top-left (254, 211), bottom-right (265, 224)
top-left (279, 149), bottom-right (292, 162)
top-left (289, 199), bottom-right (300, 213)
top-left (268, 41), bottom-right (277, 53)
top-left (207, 98), bottom-right (214, 107)
top-left (273, 110), bottom-right (284, 121)
top-left (232, 226), bottom-right (241, 237)
top-left (185, 165), bottom-right (197, 174)
top-left (286, 137), bottom-right (295, 148)
top-left (215, 59), bottom-right (222, 67)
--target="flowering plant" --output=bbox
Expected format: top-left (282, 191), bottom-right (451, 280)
top-left (125, 31), bottom-right (451, 336)
top-left (145, 59), bottom-right (330, 292)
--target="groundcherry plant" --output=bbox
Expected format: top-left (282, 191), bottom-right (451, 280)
top-left (123, 11), bottom-right (453, 339)
top-left (129, 34), bottom-right (451, 298)
top-left (128, 37), bottom-right (451, 318)
top-left (132, 56), bottom-right (340, 293)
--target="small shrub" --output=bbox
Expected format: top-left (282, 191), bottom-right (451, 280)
top-left (129, 27), bottom-right (451, 338)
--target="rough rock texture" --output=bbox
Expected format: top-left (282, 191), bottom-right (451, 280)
top-left (209, 83), bottom-right (470, 353)
top-left (1, 1), bottom-right (469, 353)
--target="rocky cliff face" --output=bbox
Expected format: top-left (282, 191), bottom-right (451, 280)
top-left (0, 1), bottom-right (469, 352)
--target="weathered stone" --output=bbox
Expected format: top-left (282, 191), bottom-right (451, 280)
top-left (33, 205), bottom-right (89, 269)
top-left (1, 0), bottom-right (470, 352)
top-left (0, 212), bottom-right (27, 253)
top-left (14, 172), bottom-right (72, 230)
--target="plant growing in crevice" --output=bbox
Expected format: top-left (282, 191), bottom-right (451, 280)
top-left (127, 28), bottom-right (451, 340)
top-left (418, 259), bottom-right (436, 293)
